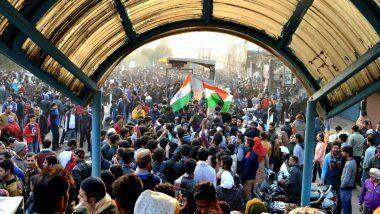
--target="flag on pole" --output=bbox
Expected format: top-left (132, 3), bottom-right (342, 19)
top-left (203, 82), bottom-right (222, 109)
top-left (170, 74), bottom-right (192, 112)
top-left (214, 87), bottom-right (233, 112)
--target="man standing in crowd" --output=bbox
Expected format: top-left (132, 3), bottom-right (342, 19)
top-left (1, 95), bottom-right (17, 113)
top-left (79, 107), bottom-right (92, 152)
top-left (348, 125), bottom-right (365, 185)
top-left (321, 141), bottom-right (344, 212)
top-left (34, 106), bottom-right (48, 141)
top-left (23, 114), bottom-right (41, 153)
top-left (63, 106), bottom-right (79, 141)
top-left (49, 103), bottom-right (60, 151)
top-left (340, 146), bottom-right (357, 214)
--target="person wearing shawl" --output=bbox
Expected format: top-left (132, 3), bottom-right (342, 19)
top-left (74, 177), bottom-right (117, 214)
top-left (216, 170), bottom-right (243, 212)
top-left (134, 190), bottom-right (180, 214)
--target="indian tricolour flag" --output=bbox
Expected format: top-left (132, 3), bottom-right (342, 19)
top-left (215, 87), bottom-right (233, 112)
top-left (203, 82), bottom-right (221, 109)
top-left (170, 74), bottom-right (192, 112)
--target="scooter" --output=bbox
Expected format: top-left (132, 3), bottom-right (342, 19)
top-left (254, 168), bottom-right (337, 213)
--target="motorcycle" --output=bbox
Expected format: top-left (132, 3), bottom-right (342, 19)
top-left (254, 168), bottom-right (337, 213)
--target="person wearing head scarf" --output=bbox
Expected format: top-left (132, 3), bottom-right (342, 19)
top-left (134, 190), bottom-right (180, 214)
top-left (359, 168), bottom-right (380, 214)
top-left (216, 171), bottom-right (243, 212)
top-left (252, 137), bottom-right (267, 163)
top-left (244, 198), bottom-right (267, 214)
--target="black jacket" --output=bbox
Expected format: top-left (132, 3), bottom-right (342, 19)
top-left (72, 160), bottom-right (91, 199)
top-left (285, 164), bottom-right (303, 197)
top-left (79, 113), bottom-right (92, 133)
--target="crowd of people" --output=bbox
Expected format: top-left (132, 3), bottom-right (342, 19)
top-left (0, 69), bottom-right (379, 214)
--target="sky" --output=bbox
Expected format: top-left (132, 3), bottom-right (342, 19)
top-left (137, 32), bottom-right (263, 69)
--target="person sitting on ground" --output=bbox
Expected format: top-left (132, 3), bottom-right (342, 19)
top-left (112, 173), bottom-right (143, 214)
top-left (74, 177), bottom-right (117, 214)
top-left (278, 155), bottom-right (303, 197)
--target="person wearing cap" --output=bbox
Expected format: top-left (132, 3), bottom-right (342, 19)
top-left (11, 141), bottom-right (27, 172)
top-left (136, 149), bottom-right (161, 191)
top-left (74, 177), bottom-right (117, 214)
top-left (72, 149), bottom-right (91, 201)
top-left (359, 168), bottom-right (380, 213)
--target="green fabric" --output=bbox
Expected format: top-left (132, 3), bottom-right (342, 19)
top-left (170, 92), bottom-right (191, 112)
top-left (206, 92), bottom-right (221, 109)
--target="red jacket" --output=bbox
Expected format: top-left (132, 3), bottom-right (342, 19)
top-left (23, 123), bottom-right (41, 144)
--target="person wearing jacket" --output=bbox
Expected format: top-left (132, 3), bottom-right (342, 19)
top-left (132, 103), bottom-right (146, 121)
top-left (1, 95), bottom-right (17, 113)
top-left (359, 168), bottom-right (380, 214)
top-left (148, 103), bottom-right (161, 124)
top-left (74, 177), bottom-right (117, 214)
top-left (63, 106), bottom-right (80, 141)
top-left (72, 149), bottom-right (91, 202)
top-left (242, 138), bottom-right (259, 199)
top-left (24, 114), bottom-right (41, 153)
top-left (340, 145), bottom-right (357, 214)
top-left (34, 106), bottom-right (48, 141)
top-left (49, 103), bottom-right (60, 151)
top-left (1, 115), bottom-right (22, 142)
top-left (79, 107), bottom-right (92, 152)
top-left (320, 141), bottom-right (345, 212)
top-left (0, 105), bottom-right (18, 130)
top-left (279, 155), bottom-right (303, 197)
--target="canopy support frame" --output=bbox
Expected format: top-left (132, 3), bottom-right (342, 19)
top-left (0, 0), bottom-right (98, 91)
